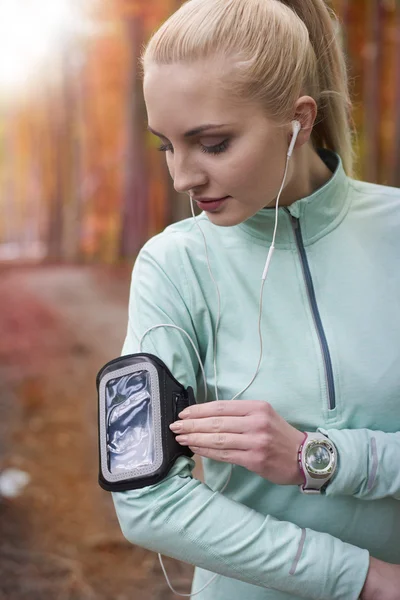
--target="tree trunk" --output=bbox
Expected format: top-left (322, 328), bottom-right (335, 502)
top-left (1, 109), bottom-right (18, 255)
top-left (392, 2), bottom-right (400, 186)
top-left (119, 14), bottom-right (149, 259)
top-left (363, 0), bottom-right (384, 183)
top-left (46, 77), bottom-right (64, 262)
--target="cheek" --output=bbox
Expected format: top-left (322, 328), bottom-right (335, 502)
top-left (225, 148), bottom-right (282, 195)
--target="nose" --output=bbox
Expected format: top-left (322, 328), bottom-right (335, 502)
top-left (171, 153), bottom-right (207, 195)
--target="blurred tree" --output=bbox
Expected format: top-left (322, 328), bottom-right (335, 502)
top-left (46, 70), bottom-right (66, 262)
top-left (1, 110), bottom-right (18, 253)
top-left (363, 0), bottom-right (384, 183)
top-left (392, 0), bottom-right (400, 185)
top-left (1, 0), bottom-right (399, 264)
top-left (119, 10), bottom-right (149, 259)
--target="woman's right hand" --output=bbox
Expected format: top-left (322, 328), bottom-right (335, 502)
top-left (360, 556), bottom-right (400, 600)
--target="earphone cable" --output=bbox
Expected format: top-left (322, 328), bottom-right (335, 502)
top-left (138, 144), bottom-right (293, 597)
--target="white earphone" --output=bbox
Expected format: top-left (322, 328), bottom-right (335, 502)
top-left (288, 119), bottom-right (301, 157)
top-left (261, 119), bottom-right (301, 280)
top-left (139, 118), bottom-right (301, 597)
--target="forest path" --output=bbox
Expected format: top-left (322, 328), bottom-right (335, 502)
top-left (0, 265), bottom-right (200, 600)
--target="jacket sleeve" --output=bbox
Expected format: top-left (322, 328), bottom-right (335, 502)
top-left (318, 427), bottom-right (400, 500)
top-left (112, 237), bottom-right (370, 600)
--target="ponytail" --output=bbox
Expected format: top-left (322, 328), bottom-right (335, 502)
top-left (279, 0), bottom-right (355, 175)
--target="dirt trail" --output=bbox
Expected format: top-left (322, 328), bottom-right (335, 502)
top-left (0, 265), bottom-right (199, 600)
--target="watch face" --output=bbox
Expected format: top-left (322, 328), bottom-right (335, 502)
top-left (305, 441), bottom-right (335, 476)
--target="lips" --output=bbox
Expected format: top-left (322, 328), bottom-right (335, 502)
top-left (194, 196), bottom-right (230, 203)
top-left (195, 197), bottom-right (230, 212)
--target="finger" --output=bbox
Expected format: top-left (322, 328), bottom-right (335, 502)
top-left (170, 416), bottom-right (246, 435)
top-left (179, 400), bottom-right (257, 419)
top-left (175, 432), bottom-right (249, 450)
top-left (189, 446), bottom-right (248, 466)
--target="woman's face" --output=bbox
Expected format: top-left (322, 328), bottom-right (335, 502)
top-left (143, 60), bottom-right (292, 227)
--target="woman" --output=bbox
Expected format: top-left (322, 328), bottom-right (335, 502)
top-left (111, 0), bottom-right (400, 598)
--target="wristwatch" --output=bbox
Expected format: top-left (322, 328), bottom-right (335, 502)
top-left (297, 432), bottom-right (337, 494)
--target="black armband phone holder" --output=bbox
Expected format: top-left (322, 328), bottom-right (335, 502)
top-left (96, 353), bottom-right (197, 492)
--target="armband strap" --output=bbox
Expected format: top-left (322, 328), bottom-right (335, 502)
top-left (96, 353), bottom-right (197, 492)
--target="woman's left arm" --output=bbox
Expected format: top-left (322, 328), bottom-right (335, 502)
top-left (172, 400), bottom-right (400, 501)
top-left (316, 427), bottom-right (400, 501)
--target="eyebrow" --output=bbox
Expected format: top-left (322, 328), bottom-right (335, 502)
top-left (147, 124), bottom-right (231, 139)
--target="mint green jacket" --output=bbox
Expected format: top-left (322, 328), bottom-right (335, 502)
top-left (112, 150), bottom-right (400, 600)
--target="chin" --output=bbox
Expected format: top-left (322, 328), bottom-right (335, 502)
top-left (204, 205), bottom-right (249, 228)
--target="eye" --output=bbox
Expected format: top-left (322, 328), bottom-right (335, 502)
top-left (157, 139), bottom-right (230, 155)
top-left (201, 139), bottom-right (230, 155)
top-left (157, 143), bottom-right (173, 153)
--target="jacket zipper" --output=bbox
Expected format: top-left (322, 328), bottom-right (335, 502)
top-left (284, 209), bottom-right (336, 411)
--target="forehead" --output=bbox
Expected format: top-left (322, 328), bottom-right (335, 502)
top-left (143, 60), bottom-right (252, 133)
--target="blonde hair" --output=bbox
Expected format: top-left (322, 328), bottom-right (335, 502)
top-left (141, 0), bottom-right (355, 177)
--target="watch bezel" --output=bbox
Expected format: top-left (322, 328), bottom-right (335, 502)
top-left (304, 439), bottom-right (336, 478)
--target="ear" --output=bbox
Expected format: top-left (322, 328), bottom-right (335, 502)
top-left (291, 96), bottom-right (318, 147)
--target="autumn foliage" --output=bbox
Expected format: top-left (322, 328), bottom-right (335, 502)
top-left (0, 0), bottom-right (399, 263)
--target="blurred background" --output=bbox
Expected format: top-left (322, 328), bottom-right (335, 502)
top-left (0, 0), bottom-right (399, 598)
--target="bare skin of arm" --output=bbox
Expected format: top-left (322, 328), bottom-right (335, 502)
top-left (360, 557), bottom-right (400, 600)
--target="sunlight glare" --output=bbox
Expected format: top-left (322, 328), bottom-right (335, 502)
top-left (0, 0), bottom-right (93, 92)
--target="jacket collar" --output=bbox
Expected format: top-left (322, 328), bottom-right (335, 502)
top-left (234, 148), bottom-right (351, 247)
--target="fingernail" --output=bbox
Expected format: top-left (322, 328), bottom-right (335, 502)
top-left (178, 408), bottom-right (190, 418)
top-left (169, 422), bottom-right (182, 431)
